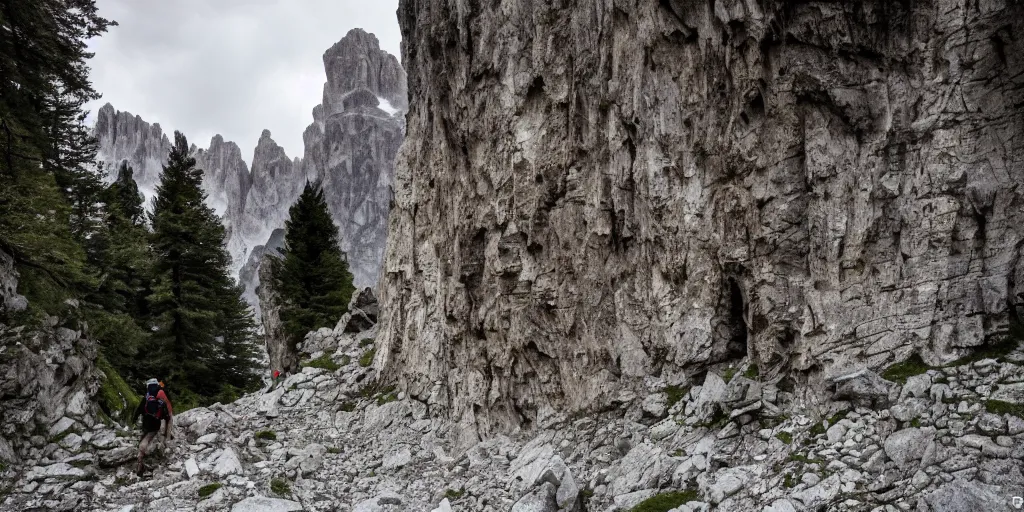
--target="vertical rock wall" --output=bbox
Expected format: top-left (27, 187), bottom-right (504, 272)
top-left (379, 0), bottom-right (1024, 441)
top-left (301, 29), bottom-right (407, 289)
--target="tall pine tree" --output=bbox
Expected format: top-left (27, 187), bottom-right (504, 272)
top-left (0, 0), bottom-right (114, 313)
top-left (272, 182), bottom-right (356, 366)
top-left (85, 162), bottom-right (154, 379)
top-left (149, 132), bottom-right (258, 400)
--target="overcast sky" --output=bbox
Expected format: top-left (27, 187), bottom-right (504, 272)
top-left (85, 0), bottom-right (402, 165)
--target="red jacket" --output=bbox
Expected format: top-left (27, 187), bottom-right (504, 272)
top-left (156, 389), bottom-right (173, 417)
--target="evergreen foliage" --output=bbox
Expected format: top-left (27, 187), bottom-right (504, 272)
top-left (84, 163), bottom-right (154, 379)
top-left (0, 0), bottom-right (260, 414)
top-left (0, 0), bottom-right (113, 315)
top-left (271, 183), bottom-right (355, 367)
top-left (149, 132), bottom-right (260, 399)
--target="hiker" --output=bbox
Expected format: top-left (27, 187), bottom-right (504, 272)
top-left (270, 369), bottom-right (281, 391)
top-left (133, 378), bottom-right (174, 476)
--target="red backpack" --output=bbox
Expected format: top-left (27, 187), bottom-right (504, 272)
top-left (143, 383), bottom-right (166, 420)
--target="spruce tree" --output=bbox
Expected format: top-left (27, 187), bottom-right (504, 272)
top-left (85, 162), bottom-right (153, 378)
top-left (150, 132), bottom-right (258, 399)
top-left (0, 0), bottom-right (113, 311)
top-left (272, 182), bottom-right (356, 364)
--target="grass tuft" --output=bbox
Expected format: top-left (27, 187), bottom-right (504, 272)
top-left (783, 473), bottom-right (796, 488)
top-left (271, 478), bottom-right (291, 495)
top-left (743, 364), bottom-right (759, 380)
top-left (444, 488), bottom-right (466, 500)
top-left (722, 367), bottom-right (738, 382)
top-left (985, 399), bottom-right (1024, 418)
top-left (881, 354), bottom-right (930, 384)
top-left (630, 490), bottom-right (700, 512)
top-left (775, 431), bottom-right (793, 445)
top-left (664, 385), bottom-right (689, 410)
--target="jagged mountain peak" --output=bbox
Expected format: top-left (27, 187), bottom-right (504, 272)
top-left (322, 27), bottom-right (407, 115)
top-left (93, 29), bottom-right (406, 300)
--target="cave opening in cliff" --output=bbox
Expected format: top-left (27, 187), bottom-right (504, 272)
top-left (725, 277), bottom-right (749, 361)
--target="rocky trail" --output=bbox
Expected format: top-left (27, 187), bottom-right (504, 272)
top-left (4, 308), bottom-right (1024, 511)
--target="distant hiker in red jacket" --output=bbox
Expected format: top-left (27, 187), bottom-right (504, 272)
top-left (270, 369), bottom-right (282, 391)
top-left (133, 378), bottom-right (173, 476)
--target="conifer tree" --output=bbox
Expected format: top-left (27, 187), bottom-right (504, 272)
top-left (150, 132), bottom-right (258, 399)
top-left (84, 163), bottom-right (153, 378)
top-left (272, 182), bottom-right (356, 363)
top-left (0, 0), bottom-right (114, 310)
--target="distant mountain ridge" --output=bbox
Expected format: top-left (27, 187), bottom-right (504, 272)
top-left (92, 29), bottom-right (407, 308)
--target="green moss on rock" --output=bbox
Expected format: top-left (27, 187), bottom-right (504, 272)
top-left (96, 356), bottom-right (139, 425)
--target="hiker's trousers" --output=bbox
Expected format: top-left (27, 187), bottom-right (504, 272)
top-left (139, 431), bottom-right (159, 455)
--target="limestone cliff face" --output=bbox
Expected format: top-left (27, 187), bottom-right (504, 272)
top-left (194, 134), bottom-right (252, 221)
top-left (379, 0), bottom-right (1024, 440)
top-left (237, 130), bottom-right (304, 265)
top-left (93, 103), bottom-right (172, 201)
top-left (301, 28), bottom-right (407, 289)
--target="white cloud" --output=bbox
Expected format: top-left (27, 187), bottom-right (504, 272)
top-left (85, 0), bottom-right (402, 165)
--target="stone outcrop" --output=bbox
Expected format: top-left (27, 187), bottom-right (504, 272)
top-left (239, 229), bottom-right (286, 319)
top-left (379, 0), bottom-right (1024, 441)
top-left (258, 250), bottom-right (292, 373)
top-left (0, 249), bottom-right (107, 470)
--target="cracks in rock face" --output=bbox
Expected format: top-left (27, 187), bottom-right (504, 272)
top-left (382, 0), bottom-right (1024, 431)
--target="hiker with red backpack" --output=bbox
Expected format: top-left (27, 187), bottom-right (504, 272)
top-left (133, 378), bottom-right (174, 476)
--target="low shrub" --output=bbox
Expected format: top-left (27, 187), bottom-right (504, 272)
top-left (198, 483), bottom-right (223, 498)
top-left (302, 355), bottom-right (340, 372)
top-left (254, 430), bottom-right (277, 441)
top-left (359, 348), bottom-right (376, 367)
